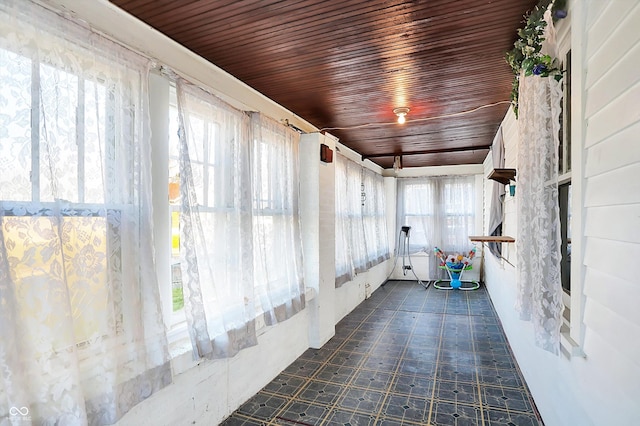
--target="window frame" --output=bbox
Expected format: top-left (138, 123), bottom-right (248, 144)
top-left (0, 46), bottom-right (139, 356)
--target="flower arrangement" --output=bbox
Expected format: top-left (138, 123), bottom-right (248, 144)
top-left (505, 0), bottom-right (567, 117)
top-left (433, 247), bottom-right (477, 271)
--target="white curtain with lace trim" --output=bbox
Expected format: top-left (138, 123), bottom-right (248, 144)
top-left (335, 155), bottom-right (367, 286)
top-left (396, 176), bottom-right (476, 278)
top-left (176, 81), bottom-right (257, 359)
top-left (0, 1), bottom-right (170, 424)
top-left (251, 113), bottom-right (306, 325)
top-left (176, 83), bottom-right (306, 358)
top-left (362, 168), bottom-right (390, 268)
top-left (515, 11), bottom-right (564, 354)
top-left (335, 154), bottom-right (389, 287)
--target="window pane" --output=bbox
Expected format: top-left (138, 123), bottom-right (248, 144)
top-left (0, 49), bottom-right (32, 201)
top-left (39, 63), bottom-right (79, 202)
top-left (2, 214), bottom-right (109, 345)
top-left (169, 105), bottom-right (180, 205)
top-left (84, 80), bottom-right (107, 203)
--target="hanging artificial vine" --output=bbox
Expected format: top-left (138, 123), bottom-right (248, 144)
top-left (505, 0), bottom-right (567, 117)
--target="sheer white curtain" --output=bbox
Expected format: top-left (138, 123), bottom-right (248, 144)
top-left (335, 154), bottom-right (389, 286)
top-left (251, 113), bottom-right (305, 325)
top-left (335, 155), bottom-right (355, 286)
top-left (176, 84), bottom-right (306, 358)
top-left (176, 81), bottom-right (257, 359)
top-left (515, 11), bottom-right (564, 354)
top-left (362, 168), bottom-right (390, 267)
top-left (0, 1), bottom-right (170, 424)
top-left (335, 155), bottom-right (367, 286)
top-left (396, 176), bottom-right (476, 278)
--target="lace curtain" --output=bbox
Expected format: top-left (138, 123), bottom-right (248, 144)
top-left (396, 176), bottom-right (476, 278)
top-left (362, 168), bottom-right (390, 268)
top-left (0, 1), bottom-right (170, 424)
top-left (335, 155), bottom-right (365, 285)
top-left (251, 113), bottom-right (306, 325)
top-left (515, 12), bottom-right (564, 354)
top-left (335, 154), bottom-right (389, 287)
top-left (176, 81), bottom-right (257, 359)
top-left (176, 82), bottom-right (305, 359)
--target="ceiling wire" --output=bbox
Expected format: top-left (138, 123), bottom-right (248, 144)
top-left (318, 100), bottom-right (511, 131)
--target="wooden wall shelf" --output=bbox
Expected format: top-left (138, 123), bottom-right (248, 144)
top-left (469, 236), bottom-right (516, 270)
top-left (469, 236), bottom-right (515, 243)
top-left (487, 168), bottom-right (516, 185)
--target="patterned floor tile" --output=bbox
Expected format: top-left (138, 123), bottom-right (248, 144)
top-left (273, 401), bottom-right (330, 425)
top-left (381, 394), bottom-right (430, 423)
top-left (220, 281), bottom-right (543, 426)
top-left (480, 385), bottom-right (535, 413)
top-left (236, 392), bottom-right (288, 421)
top-left (350, 369), bottom-right (395, 391)
top-left (334, 387), bottom-right (387, 414)
top-left (219, 413), bottom-right (268, 425)
top-left (325, 409), bottom-right (378, 426)
top-left (262, 373), bottom-right (307, 397)
top-left (430, 401), bottom-right (484, 426)
top-left (296, 380), bottom-right (344, 406)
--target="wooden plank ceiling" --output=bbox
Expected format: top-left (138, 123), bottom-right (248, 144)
top-left (111, 0), bottom-right (537, 169)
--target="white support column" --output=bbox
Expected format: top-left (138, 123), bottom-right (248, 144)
top-left (300, 132), bottom-right (336, 348)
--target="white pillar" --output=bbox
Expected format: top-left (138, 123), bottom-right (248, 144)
top-left (300, 132), bottom-right (336, 348)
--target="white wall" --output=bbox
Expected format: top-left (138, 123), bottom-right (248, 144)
top-left (483, 2), bottom-right (640, 425)
top-left (115, 312), bottom-right (311, 425)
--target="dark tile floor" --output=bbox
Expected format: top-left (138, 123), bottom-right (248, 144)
top-left (221, 280), bottom-right (543, 426)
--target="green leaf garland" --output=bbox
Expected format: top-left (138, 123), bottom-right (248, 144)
top-left (505, 0), bottom-right (566, 117)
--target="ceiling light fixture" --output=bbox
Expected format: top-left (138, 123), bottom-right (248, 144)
top-left (393, 107), bottom-right (410, 124)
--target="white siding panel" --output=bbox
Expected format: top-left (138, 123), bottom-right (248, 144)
top-left (584, 237), bottom-right (640, 281)
top-left (584, 122), bottom-right (640, 177)
top-left (585, 3), bottom-right (640, 90)
top-left (585, 41), bottom-right (640, 117)
top-left (584, 163), bottom-right (640, 207)
top-left (584, 81), bottom-right (640, 145)
top-left (584, 268), bottom-right (640, 328)
top-left (584, 204), bottom-right (640, 243)
top-left (585, 0), bottom-right (609, 28)
top-left (585, 0), bottom-right (637, 59)
top-left (583, 300), bottom-right (640, 368)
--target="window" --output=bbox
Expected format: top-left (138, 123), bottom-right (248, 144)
top-left (400, 182), bottom-right (435, 252)
top-left (396, 176), bottom-right (476, 277)
top-left (0, 2), bottom-right (170, 420)
top-left (397, 176), bottom-right (476, 253)
top-left (0, 47), bottom-right (120, 345)
top-left (559, 49), bottom-right (572, 305)
top-left (361, 168), bottom-right (390, 267)
top-left (168, 83), bottom-right (305, 359)
top-left (559, 183), bottom-right (571, 294)
top-left (251, 116), bottom-right (304, 311)
top-left (335, 154), bottom-right (389, 286)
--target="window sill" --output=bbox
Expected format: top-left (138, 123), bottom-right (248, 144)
top-left (167, 286), bottom-right (317, 375)
top-left (560, 323), bottom-right (585, 359)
